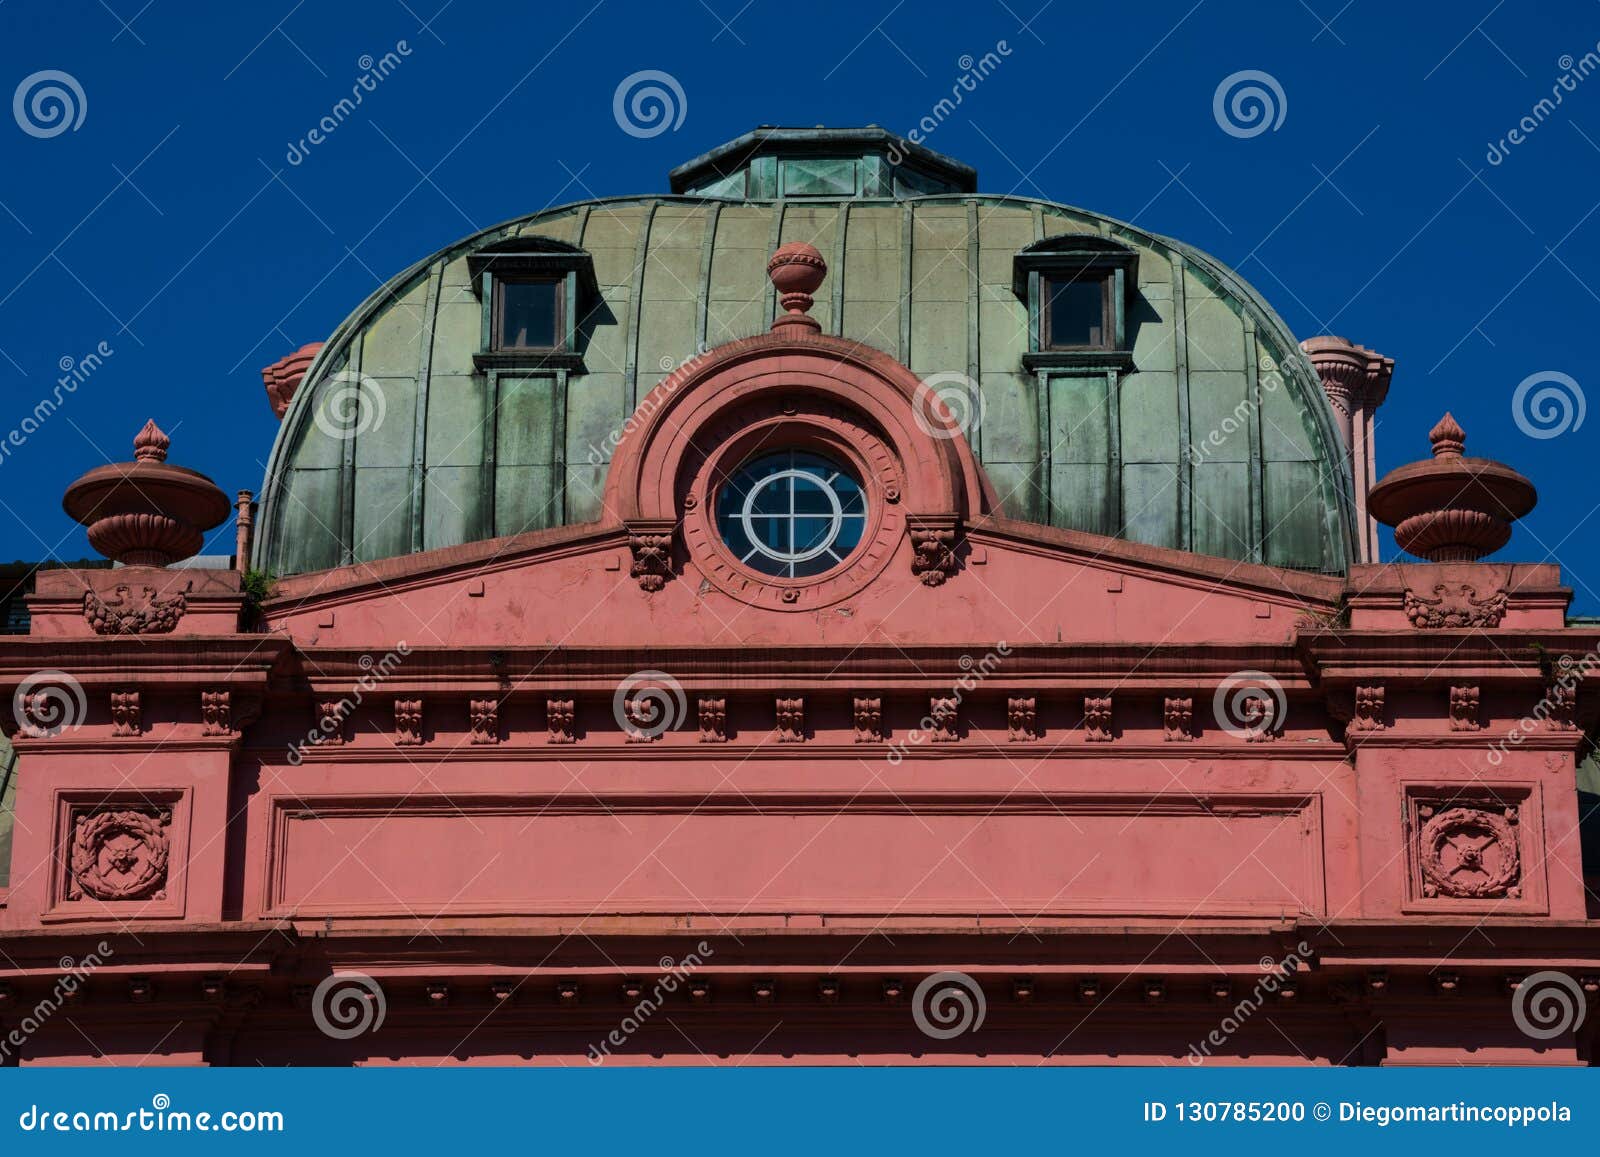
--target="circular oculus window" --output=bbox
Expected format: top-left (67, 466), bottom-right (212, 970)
top-left (714, 450), bottom-right (868, 579)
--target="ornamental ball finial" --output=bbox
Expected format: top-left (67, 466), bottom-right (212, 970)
top-left (767, 241), bottom-right (827, 333)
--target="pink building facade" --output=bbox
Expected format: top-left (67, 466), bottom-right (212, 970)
top-left (0, 130), bottom-right (1594, 1066)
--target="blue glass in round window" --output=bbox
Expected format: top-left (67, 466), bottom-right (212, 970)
top-left (715, 450), bottom-right (868, 578)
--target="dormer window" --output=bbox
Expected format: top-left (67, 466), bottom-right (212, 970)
top-left (1014, 235), bottom-right (1139, 369)
top-left (493, 277), bottom-right (562, 351)
top-left (468, 237), bottom-right (600, 369)
top-left (1042, 272), bottom-right (1112, 350)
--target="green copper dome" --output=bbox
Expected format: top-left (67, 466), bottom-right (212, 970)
top-left (257, 128), bottom-right (1354, 578)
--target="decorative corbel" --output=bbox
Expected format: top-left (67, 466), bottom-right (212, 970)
top-left (1083, 695), bottom-right (1113, 742)
top-left (625, 519), bottom-right (676, 593)
top-left (1162, 696), bottom-right (1194, 742)
top-left (110, 690), bottom-right (142, 738)
top-left (394, 699), bottom-right (424, 746)
top-left (853, 696), bottom-right (884, 743)
top-left (1007, 696), bottom-right (1038, 742)
top-left (907, 515), bottom-right (959, 587)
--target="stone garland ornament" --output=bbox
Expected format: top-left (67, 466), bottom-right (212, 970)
top-left (83, 584), bottom-right (188, 635)
top-left (69, 808), bottom-right (171, 901)
top-left (1403, 584), bottom-right (1508, 630)
top-left (1418, 804), bottom-right (1521, 900)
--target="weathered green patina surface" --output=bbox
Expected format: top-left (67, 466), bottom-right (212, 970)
top-left (258, 131), bottom-right (1353, 577)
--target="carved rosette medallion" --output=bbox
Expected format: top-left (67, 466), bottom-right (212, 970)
top-left (1418, 804), bottom-right (1521, 900)
top-left (69, 808), bottom-right (171, 901)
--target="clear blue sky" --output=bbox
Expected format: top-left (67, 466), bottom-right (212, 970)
top-left (2, 1), bottom-right (1597, 607)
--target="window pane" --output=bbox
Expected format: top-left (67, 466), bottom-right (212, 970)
top-left (714, 450), bottom-right (870, 578)
top-left (1045, 276), bottom-right (1107, 348)
top-left (779, 158), bottom-right (858, 197)
top-left (497, 279), bottom-right (560, 349)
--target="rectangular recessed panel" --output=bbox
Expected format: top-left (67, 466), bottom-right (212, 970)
top-left (271, 798), bottom-right (1320, 919)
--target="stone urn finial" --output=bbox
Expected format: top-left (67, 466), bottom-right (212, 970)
top-left (767, 242), bottom-right (827, 333)
top-left (1367, 413), bottom-right (1537, 562)
top-left (62, 421), bottom-right (231, 567)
